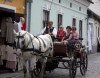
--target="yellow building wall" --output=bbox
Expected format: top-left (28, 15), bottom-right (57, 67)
top-left (0, 0), bottom-right (25, 14)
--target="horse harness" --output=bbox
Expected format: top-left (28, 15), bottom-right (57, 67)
top-left (16, 32), bottom-right (47, 54)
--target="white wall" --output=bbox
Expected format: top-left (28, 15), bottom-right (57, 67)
top-left (29, 0), bottom-right (90, 46)
top-left (88, 17), bottom-right (100, 52)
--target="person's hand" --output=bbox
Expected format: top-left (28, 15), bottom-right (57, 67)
top-left (48, 32), bottom-right (51, 35)
top-left (61, 40), bottom-right (64, 44)
top-left (70, 31), bottom-right (73, 34)
top-left (61, 40), bottom-right (63, 42)
top-left (49, 32), bottom-right (53, 36)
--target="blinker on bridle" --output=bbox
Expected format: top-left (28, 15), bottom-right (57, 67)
top-left (16, 32), bottom-right (26, 50)
top-left (16, 35), bottom-right (24, 38)
top-left (16, 32), bottom-right (26, 38)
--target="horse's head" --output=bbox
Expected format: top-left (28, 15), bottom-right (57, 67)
top-left (14, 30), bottom-right (32, 50)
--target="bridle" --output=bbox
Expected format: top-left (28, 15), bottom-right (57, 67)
top-left (15, 32), bottom-right (46, 54)
top-left (15, 32), bottom-right (27, 50)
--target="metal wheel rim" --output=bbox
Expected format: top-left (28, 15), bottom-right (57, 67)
top-left (69, 60), bottom-right (77, 78)
top-left (33, 66), bottom-right (41, 77)
top-left (80, 52), bottom-right (88, 75)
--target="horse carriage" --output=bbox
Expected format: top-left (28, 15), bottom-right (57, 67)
top-left (34, 38), bottom-right (88, 78)
top-left (14, 31), bottom-right (88, 78)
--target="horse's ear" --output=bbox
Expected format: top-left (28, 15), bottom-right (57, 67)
top-left (21, 31), bottom-right (27, 37)
top-left (13, 30), bottom-right (18, 36)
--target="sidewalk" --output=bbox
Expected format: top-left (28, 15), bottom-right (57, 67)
top-left (0, 71), bottom-right (23, 78)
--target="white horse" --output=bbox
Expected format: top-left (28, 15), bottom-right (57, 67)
top-left (14, 30), bottom-right (53, 78)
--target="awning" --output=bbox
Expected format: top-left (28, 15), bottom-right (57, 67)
top-left (0, 7), bottom-right (14, 13)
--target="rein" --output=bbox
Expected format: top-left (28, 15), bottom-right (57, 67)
top-left (16, 32), bottom-right (51, 54)
top-left (20, 33), bottom-right (44, 54)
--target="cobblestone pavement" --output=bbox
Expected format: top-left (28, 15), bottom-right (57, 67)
top-left (0, 53), bottom-right (100, 78)
top-left (47, 53), bottom-right (100, 78)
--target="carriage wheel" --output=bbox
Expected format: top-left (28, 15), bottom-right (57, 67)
top-left (69, 59), bottom-right (77, 78)
top-left (80, 51), bottom-right (88, 76)
top-left (33, 61), bottom-right (41, 77)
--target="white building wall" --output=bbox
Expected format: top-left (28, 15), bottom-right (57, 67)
top-left (88, 17), bottom-right (100, 53)
top-left (29, 0), bottom-right (90, 47)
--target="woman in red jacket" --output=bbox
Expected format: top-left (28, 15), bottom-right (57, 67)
top-left (56, 26), bottom-right (66, 42)
top-left (20, 17), bottom-right (26, 31)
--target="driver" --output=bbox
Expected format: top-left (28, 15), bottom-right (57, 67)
top-left (41, 21), bottom-right (57, 41)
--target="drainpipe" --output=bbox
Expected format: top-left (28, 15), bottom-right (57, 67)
top-left (87, 15), bottom-right (89, 54)
top-left (24, 0), bottom-right (27, 23)
top-left (26, 0), bottom-right (33, 32)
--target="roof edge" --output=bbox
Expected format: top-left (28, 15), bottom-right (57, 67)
top-left (88, 9), bottom-right (100, 20)
top-left (87, 0), bottom-right (94, 4)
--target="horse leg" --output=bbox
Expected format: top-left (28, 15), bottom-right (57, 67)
top-left (23, 65), bottom-right (27, 78)
top-left (40, 51), bottom-right (51, 78)
top-left (23, 60), bottom-right (28, 78)
top-left (39, 60), bottom-right (45, 78)
top-left (29, 56), bottom-right (37, 78)
top-left (29, 59), bottom-right (34, 78)
top-left (39, 57), bottom-right (47, 78)
top-left (30, 70), bottom-right (34, 78)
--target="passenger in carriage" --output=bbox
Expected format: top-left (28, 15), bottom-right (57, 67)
top-left (71, 26), bottom-right (79, 40)
top-left (41, 21), bottom-right (57, 41)
top-left (70, 26), bottom-right (80, 50)
top-left (62, 26), bottom-right (79, 45)
top-left (56, 26), bottom-right (66, 42)
top-left (61, 26), bottom-right (72, 44)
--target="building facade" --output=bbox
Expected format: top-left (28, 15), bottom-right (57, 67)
top-left (26, 0), bottom-right (91, 47)
top-left (0, 0), bottom-right (25, 14)
top-left (88, 0), bottom-right (100, 53)
top-left (87, 9), bottom-right (100, 53)
top-left (0, 0), bottom-right (26, 72)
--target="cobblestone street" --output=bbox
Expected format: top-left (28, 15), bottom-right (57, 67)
top-left (0, 0), bottom-right (100, 78)
top-left (47, 53), bottom-right (100, 78)
top-left (0, 53), bottom-right (100, 78)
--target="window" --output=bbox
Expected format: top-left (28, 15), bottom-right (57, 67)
top-left (98, 28), bottom-right (99, 37)
top-left (96, 27), bottom-right (97, 38)
top-left (79, 7), bottom-right (81, 11)
top-left (43, 10), bottom-right (50, 27)
top-left (79, 20), bottom-right (82, 37)
top-left (72, 18), bottom-right (76, 26)
top-left (70, 3), bottom-right (72, 8)
top-left (58, 14), bottom-right (63, 28)
top-left (59, 0), bottom-right (61, 3)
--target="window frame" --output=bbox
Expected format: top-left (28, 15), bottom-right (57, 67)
top-left (70, 3), bottom-right (72, 8)
top-left (59, 0), bottom-right (61, 3)
top-left (72, 18), bottom-right (76, 27)
top-left (98, 27), bottom-right (99, 37)
top-left (58, 14), bottom-right (63, 29)
top-left (43, 10), bottom-right (50, 28)
top-left (79, 7), bottom-right (81, 11)
top-left (79, 20), bottom-right (82, 38)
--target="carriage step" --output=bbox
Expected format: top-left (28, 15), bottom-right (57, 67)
top-left (62, 57), bottom-right (73, 61)
top-left (54, 57), bottom-right (72, 62)
top-left (57, 66), bottom-right (70, 69)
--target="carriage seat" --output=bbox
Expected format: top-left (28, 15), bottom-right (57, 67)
top-left (53, 42), bottom-right (67, 57)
